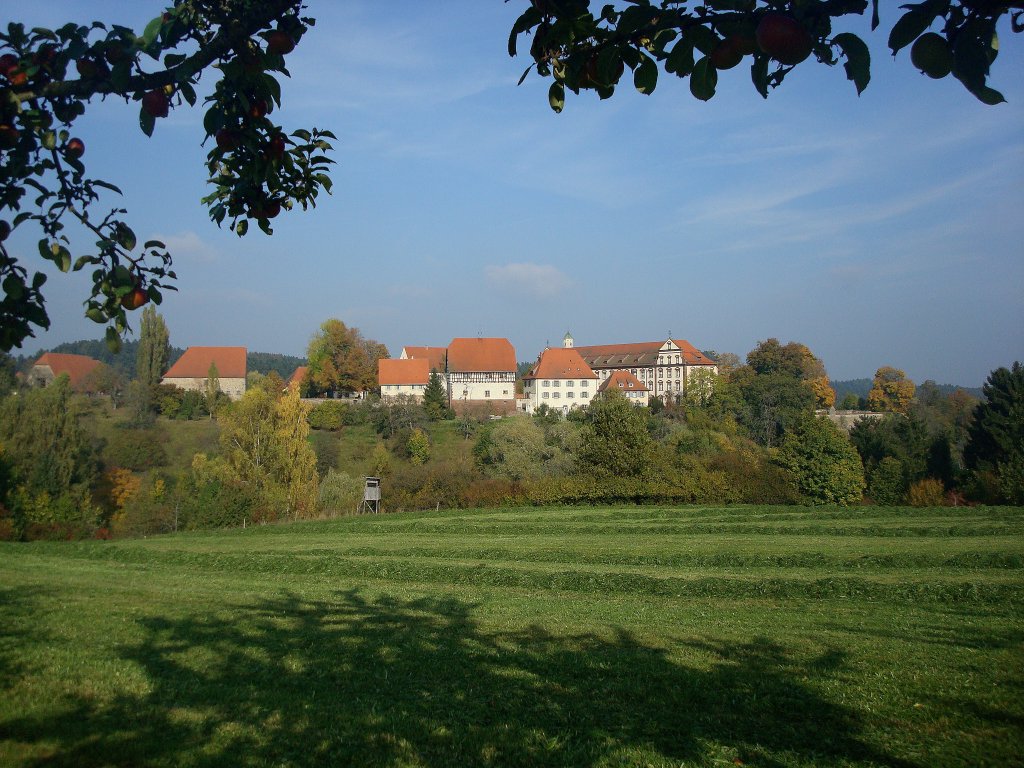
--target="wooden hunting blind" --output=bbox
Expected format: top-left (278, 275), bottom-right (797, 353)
top-left (362, 476), bottom-right (381, 514)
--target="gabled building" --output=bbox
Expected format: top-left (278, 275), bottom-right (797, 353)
top-left (29, 352), bottom-right (101, 392)
top-left (569, 333), bottom-right (717, 402)
top-left (378, 358), bottom-right (430, 402)
top-left (522, 347), bottom-right (598, 415)
top-left (598, 370), bottom-right (650, 406)
top-left (400, 346), bottom-right (447, 373)
top-left (285, 365), bottom-right (308, 393)
top-left (445, 337), bottom-right (517, 415)
top-left (162, 346), bottom-right (247, 400)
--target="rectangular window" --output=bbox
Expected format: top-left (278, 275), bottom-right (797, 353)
top-left (543, 380), bottom-right (550, 387)
top-left (543, 392), bottom-right (549, 399)
top-left (566, 391), bottom-right (574, 399)
top-left (552, 380), bottom-right (560, 387)
top-left (553, 392), bottom-right (560, 399)
top-left (581, 380), bottom-right (589, 387)
top-left (581, 391), bottom-right (589, 398)
top-left (566, 380), bottom-right (574, 387)
top-left (484, 390), bottom-right (490, 398)
top-left (502, 390), bottom-right (509, 396)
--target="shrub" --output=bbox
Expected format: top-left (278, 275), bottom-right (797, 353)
top-left (318, 470), bottom-right (364, 515)
top-left (907, 478), bottom-right (947, 507)
top-left (308, 401), bottom-right (347, 431)
top-left (868, 456), bottom-right (906, 505)
top-left (407, 427), bottom-right (431, 465)
top-left (105, 426), bottom-right (169, 470)
top-left (708, 450), bottom-right (801, 504)
top-left (777, 415), bottom-right (865, 505)
top-left (310, 431), bottom-right (340, 477)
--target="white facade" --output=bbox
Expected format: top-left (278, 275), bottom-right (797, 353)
top-left (579, 339), bottom-right (718, 402)
top-left (380, 383), bottom-right (427, 401)
top-left (447, 373), bottom-right (516, 404)
top-left (522, 376), bottom-right (595, 415)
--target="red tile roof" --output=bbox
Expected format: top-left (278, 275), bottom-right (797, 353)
top-left (379, 358), bottom-right (430, 386)
top-left (286, 366), bottom-right (308, 390)
top-left (575, 339), bottom-right (715, 367)
top-left (32, 353), bottom-right (101, 390)
top-left (163, 347), bottom-right (247, 379)
top-left (524, 348), bottom-right (597, 380)
top-left (401, 346), bottom-right (447, 372)
top-left (672, 339), bottom-right (716, 365)
top-left (598, 370), bottom-right (649, 393)
top-left (446, 338), bottom-right (516, 373)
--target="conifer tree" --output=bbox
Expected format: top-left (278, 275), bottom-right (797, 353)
top-left (422, 370), bottom-right (450, 421)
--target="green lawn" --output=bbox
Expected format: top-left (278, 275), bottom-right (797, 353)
top-left (1, 505), bottom-right (1021, 767)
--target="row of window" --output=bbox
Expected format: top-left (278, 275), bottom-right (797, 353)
top-left (541, 390), bottom-right (590, 400)
top-left (539, 379), bottom-right (589, 387)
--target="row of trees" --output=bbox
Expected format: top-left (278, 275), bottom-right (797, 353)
top-left (1, 324), bottom-right (1020, 540)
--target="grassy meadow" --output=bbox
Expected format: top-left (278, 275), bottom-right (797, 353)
top-left (0, 504), bottom-right (1021, 767)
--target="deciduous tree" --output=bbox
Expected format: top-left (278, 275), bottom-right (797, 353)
top-left (510, 1), bottom-right (1016, 112)
top-left (868, 366), bottom-right (916, 414)
top-left (135, 305), bottom-right (170, 388)
top-left (0, 1), bottom-right (334, 351)
top-left (306, 318), bottom-right (388, 397)
top-left (777, 414), bottom-right (865, 505)
top-left (577, 388), bottom-right (655, 478)
top-left (216, 383), bottom-right (318, 518)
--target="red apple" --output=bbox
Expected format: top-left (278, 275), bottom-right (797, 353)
top-left (215, 128), bottom-right (240, 151)
top-left (0, 124), bottom-right (18, 149)
top-left (756, 13), bottom-right (813, 66)
top-left (120, 285), bottom-right (149, 310)
top-left (267, 133), bottom-right (286, 159)
top-left (248, 99), bottom-right (268, 119)
top-left (0, 53), bottom-right (19, 77)
top-left (266, 30), bottom-right (295, 56)
top-left (142, 89), bottom-right (170, 118)
top-left (66, 137), bottom-right (85, 158)
top-left (710, 36), bottom-right (745, 70)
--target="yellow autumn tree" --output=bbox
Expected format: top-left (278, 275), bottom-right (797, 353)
top-left (868, 367), bottom-right (916, 415)
top-left (274, 386), bottom-right (319, 519)
top-left (217, 385), bottom-right (319, 520)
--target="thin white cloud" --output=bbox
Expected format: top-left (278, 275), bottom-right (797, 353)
top-left (152, 230), bottom-right (219, 263)
top-left (485, 262), bottom-right (571, 299)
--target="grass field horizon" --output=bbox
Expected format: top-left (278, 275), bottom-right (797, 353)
top-left (1, 504), bottom-right (1021, 767)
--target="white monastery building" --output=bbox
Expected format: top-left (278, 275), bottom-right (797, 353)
top-left (162, 346), bottom-right (247, 401)
top-left (521, 346), bottom-right (598, 415)
top-left (567, 333), bottom-right (717, 401)
top-left (598, 369), bottom-right (651, 406)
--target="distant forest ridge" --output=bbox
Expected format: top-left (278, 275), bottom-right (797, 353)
top-left (832, 378), bottom-right (983, 401)
top-left (15, 339), bottom-right (306, 380)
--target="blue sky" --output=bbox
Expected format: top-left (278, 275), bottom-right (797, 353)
top-left (8, 1), bottom-right (1024, 386)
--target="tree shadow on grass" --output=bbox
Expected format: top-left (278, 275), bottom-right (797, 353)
top-left (2, 590), bottom-right (917, 767)
top-left (0, 586), bottom-right (54, 688)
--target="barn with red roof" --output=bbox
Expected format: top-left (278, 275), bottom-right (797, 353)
top-left (162, 346), bottom-right (247, 400)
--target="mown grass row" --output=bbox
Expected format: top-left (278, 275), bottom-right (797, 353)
top-left (1, 504), bottom-right (1022, 768)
